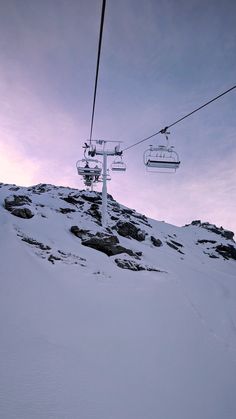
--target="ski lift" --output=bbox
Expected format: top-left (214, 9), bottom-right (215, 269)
top-left (111, 156), bottom-right (126, 172)
top-left (76, 158), bottom-right (102, 178)
top-left (143, 130), bottom-right (180, 172)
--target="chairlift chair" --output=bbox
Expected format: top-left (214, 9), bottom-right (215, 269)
top-left (76, 159), bottom-right (102, 177)
top-left (143, 131), bottom-right (180, 173)
top-left (111, 156), bottom-right (126, 172)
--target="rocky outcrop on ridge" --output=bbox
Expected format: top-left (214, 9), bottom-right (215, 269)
top-left (114, 221), bottom-right (147, 241)
top-left (114, 258), bottom-right (162, 272)
top-left (215, 244), bottom-right (236, 260)
top-left (4, 195), bottom-right (34, 218)
top-left (187, 220), bottom-right (234, 241)
top-left (0, 183), bottom-right (235, 270)
top-left (70, 226), bottom-right (141, 258)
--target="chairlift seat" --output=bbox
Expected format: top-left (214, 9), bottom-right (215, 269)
top-left (111, 163), bottom-right (126, 172)
top-left (146, 159), bottom-right (180, 169)
top-left (112, 166), bottom-right (126, 172)
top-left (77, 166), bottom-right (102, 176)
top-left (111, 158), bottom-right (126, 172)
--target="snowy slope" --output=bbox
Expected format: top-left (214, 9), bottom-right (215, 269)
top-left (0, 182), bottom-right (236, 419)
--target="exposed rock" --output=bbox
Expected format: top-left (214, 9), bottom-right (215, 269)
top-left (122, 208), bottom-right (134, 216)
top-left (114, 258), bottom-right (160, 272)
top-left (29, 184), bottom-right (54, 194)
top-left (115, 221), bottom-right (147, 241)
top-left (132, 212), bottom-right (152, 227)
top-left (70, 227), bottom-right (138, 257)
top-left (21, 236), bottom-right (51, 250)
top-left (111, 208), bottom-right (121, 214)
top-left (33, 184), bottom-right (47, 193)
top-left (215, 244), bottom-right (236, 260)
top-left (111, 215), bottom-right (119, 221)
top-left (222, 230), bottom-right (235, 241)
top-left (4, 195), bottom-right (32, 211)
top-left (197, 239), bottom-right (217, 244)
top-left (81, 193), bottom-right (102, 203)
top-left (166, 241), bottom-right (184, 254)
top-left (187, 220), bottom-right (234, 241)
top-left (61, 196), bottom-right (81, 205)
top-left (59, 208), bottom-right (76, 214)
top-left (107, 193), bottom-right (115, 202)
top-left (48, 254), bottom-right (62, 264)
top-left (81, 234), bottom-right (137, 257)
top-left (150, 236), bottom-right (162, 247)
top-left (70, 226), bottom-right (91, 239)
top-left (11, 208), bottom-right (34, 219)
top-left (166, 241), bottom-right (179, 251)
top-left (9, 187), bottom-right (20, 191)
top-left (170, 239), bottom-right (183, 248)
top-left (190, 220), bottom-right (201, 226)
top-left (86, 203), bottom-right (101, 223)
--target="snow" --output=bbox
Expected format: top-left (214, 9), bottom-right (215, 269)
top-left (0, 183), bottom-right (236, 419)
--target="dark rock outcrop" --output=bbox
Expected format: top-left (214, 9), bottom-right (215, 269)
top-left (4, 195), bottom-right (32, 211)
top-left (48, 254), bottom-right (62, 264)
top-left (11, 208), bottom-right (34, 219)
top-left (166, 241), bottom-right (184, 254)
top-left (21, 236), bottom-right (51, 250)
top-left (82, 234), bottom-right (137, 257)
top-left (61, 196), bottom-right (81, 205)
top-left (215, 244), bottom-right (236, 260)
top-left (197, 239), bottom-right (217, 244)
top-left (86, 203), bottom-right (101, 223)
top-left (70, 227), bottom-right (139, 258)
top-left (187, 220), bottom-right (234, 241)
top-left (114, 258), bottom-right (160, 271)
top-left (59, 208), bottom-right (76, 214)
top-left (9, 186), bottom-right (20, 191)
top-left (81, 193), bottom-right (102, 203)
top-left (70, 226), bottom-right (91, 239)
top-left (115, 221), bottom-right (147, 241)
top-left (170, 239), bottom-right (183, 248)
top-left (150, 236), bottom-right (162, 247)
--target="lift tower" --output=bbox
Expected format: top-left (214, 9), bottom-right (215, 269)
top-left (89, 140), bottom-right (122, 227)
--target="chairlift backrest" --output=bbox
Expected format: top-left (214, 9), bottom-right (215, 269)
top-left (111, 156), bottom-right (126, 172)
top-left (143, 142), bottom-right (180, 172)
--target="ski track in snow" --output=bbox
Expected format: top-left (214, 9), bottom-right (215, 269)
top-left (174, 274), bottom-right (236, 363)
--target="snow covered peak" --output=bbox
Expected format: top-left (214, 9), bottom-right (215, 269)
top-left (0, 182), bottom-right (235, 271)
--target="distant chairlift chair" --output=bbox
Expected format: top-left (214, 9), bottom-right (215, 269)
top-left (111, 156), bottom-right (126, 172)
top-left (143, 131), bottom-right (180, 173)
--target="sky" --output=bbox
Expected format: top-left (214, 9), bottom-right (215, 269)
top-left (0, 0), bottom-right (235, 233)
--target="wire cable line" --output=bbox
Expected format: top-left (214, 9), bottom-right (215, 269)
top-left (89, 0), bottom-right (106, 146)
top-left (122, 84), bottom-right (236, 152)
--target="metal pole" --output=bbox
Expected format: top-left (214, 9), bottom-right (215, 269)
top-left (102, 152), bottom-right (107, 227)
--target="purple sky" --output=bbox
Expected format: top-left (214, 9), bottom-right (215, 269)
top-left (0, 0), bottom-right (235, 233)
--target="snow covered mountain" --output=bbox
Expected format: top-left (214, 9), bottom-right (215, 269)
top-left (0, 182), bottom-right (236, 419)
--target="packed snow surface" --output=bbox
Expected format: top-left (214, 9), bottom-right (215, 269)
top-left (0, 183), bottom-right (236, 419)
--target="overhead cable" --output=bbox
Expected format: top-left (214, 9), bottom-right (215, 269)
top-left (89, 0), bottom-right (106, 145)
top-left (122, 84), bottom-right (236, 152)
